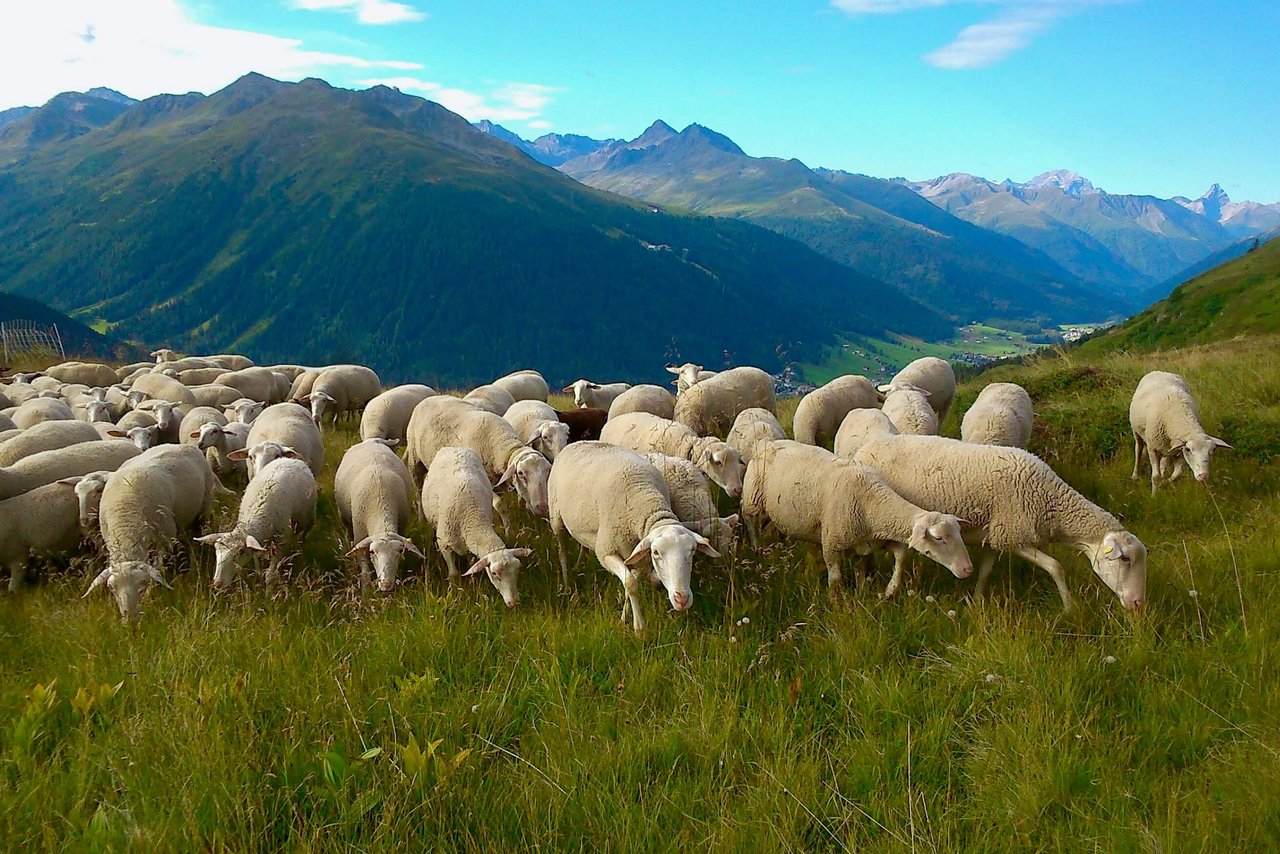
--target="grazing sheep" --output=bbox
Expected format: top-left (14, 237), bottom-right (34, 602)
top-left (305, 365), bottom-right (382, 425)
top-left (287, 369), bottom-right (322, 403)
top-left (0, 478), bottom-right (91, 591)
top-left (549, 442), bottom-right (719, 632)
top-left (188, 384), bottom-right (246, 409)
top-left (726, 408), bottom-right (786, 464)
top-left (176, 367), bottom-right (231, 386)
top-left (854, 434), bottom-right (1147, 610)
top-left (224, 399), bottom-right (265, 424)
top-left (0, 440), bottom-right (141, 500)
top-left (196, 458), bottom-right (317, 589)
top-left (881, 384), bottom-right (938, 436)
top-left (44, 362), bottom-right (118, 387)
top-left (600, 412), bottom-right (743, 498)
top-left (359, 384), bottom-right (436, 444)
top-left (84, 445), bottom-right (222, 619)
top-left (834, 409), bottom-right (899, 459)
top-left (180, 406), bottom-right (229, 446)
top-left (336, 439), bottom-right (423, 592)
top-left (961, 383), bottom-right (1034, 449)
top-left (879, 357), bottom-right (956, 423)
top-left (11, 397), bottom-right (75, 429)
top-left (673, 366), bottom-right (776, 437)
top-left (68, 470), bottom-right (113, 530)
top-left (196, 422), bottom-right (251, 480)
top-left (492, 370), bottom-right (549, 403)
top-left (793, 375), bottom-right (878, 449)
top-left (235, 403), bottom-right (324, 478)
top-left (130, 373), bottom-right (197, 406)
top-left (640, 452), bottom-right (740, 553)
top-left (742, 440), bottom-right (972, 597)
top-left (666, 363), bottom-right (718, 395)
top-left (134, 399), bottom-right (184, 444)
top-left (463, 383), bottom-right (517, 416)
top-left (421, 447), bottom-right (531, 607)
top-left (608, 385), bottom-right (676, 421)
top-left (214, 367), bottom-right (289, 405)
top-left (504, 400), bottom-right (570, 460)
top-left (563, 379), bottom-right (632, 411)
top-left (1129, 371), bottom-right (1230, 494)
top-left (556, 407), bottom-right (608, 443)
top-left (0, 420), bottom-right (101, 467)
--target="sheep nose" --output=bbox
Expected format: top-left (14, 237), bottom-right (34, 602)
top-left (955, 563), bottom-right (973, 578)
top-left (1195, 472), bottom-right (1207, 482)
top-left (535, 502), bottom-right (549, 516)
top-left (505, 597), bottom-right (519, 609)
top-left (1127, 596), bottom-right (1144, 610)
top-left (672, 591), bottom-right (691, 610)
top-left (377, 580), bottom-right (395, 593)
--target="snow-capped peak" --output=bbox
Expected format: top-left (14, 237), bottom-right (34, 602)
top-left (1023, 169), bottom-right (1099, 198)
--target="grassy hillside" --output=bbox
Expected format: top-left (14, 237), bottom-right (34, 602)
top-left (2, 336), bottom-right (1279, 849)
top-left (0, 291), bottom-right (121, 359)
top-left (1084, 234), bottom-right (1280, 354)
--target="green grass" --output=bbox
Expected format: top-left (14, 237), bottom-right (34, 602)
top-left (4, 342), bottom-right (1280, 850)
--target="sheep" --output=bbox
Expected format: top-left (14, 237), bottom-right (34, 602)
top-left (1129, 371), bottom-right (1230, 494)
top-left (742, 440), bottom-right (972, 597)
top-left (204, 354), bottom-right (255, 371)
top-left (264, 364), bottom-right (310, 381)
top-left (233, 403), bottom-right (324, 479)
top-left (83, 445), bottom-right (223, 618)
top-left (563, 379), bottom-right (632, 411)
top-left (599, 412), bottom-right (744, 498)
top-left (175, 367), bottom-right (231, 386)
top-left (666, 363), bottom-right (718, 394)
top-left (287, 370), bottom-right (322, 403)
top-left (673, 366), bottom-right (776, 437)
top-left (116, 362), bottom-right (154, 382)
top-left (404, 396), bottom-right (551, 519)
top-left (180, 406), bottom-right (229, 447)
top-left (879, 357), bottom-right (956, 423)
top-left (31, 377), bottom-right (63, 393)
top-left (834, 409), bottom-right (899, 459)
top-left (3, 385), bottom-right (43, 406)
top-left (130, 373), bottom-right (197, 406)
top-left (11, 397), bottom-right (75, 429)
top-left (556, 407), bottom-right (608, 443)
top-left (44, 361), bottom-right (118, 387)
top-left (189, 384), bottom-right (245, 409)
top-left (305, 365), bottom-right (382, 425)
top-left (75, 399), bottom-right (114, 424)
top-left (196, 458), bottom-right (317, 589)
top-left (549, 442), bottom-right (720, 632)
top-left (881, 384), bottom-right (938, 436)
top-left (134, 399), bottom-right (184, 444)
top-left (0, 478), bottom-right (92, 591)
top-left (151, 348), bottom-right (179, 363)
top-left (0, 440), bottom-right (141, 500)
top-left (492, 370), bottom-right (549, 403)
top-left (359, 384), bottom-right (436, 444)
top-left (196, 421), bottom-right (251, 480)
top-left (463, 383), bottom-right (517, 416)
top-left (214, 367), bottom-right (289, 405)
top-left (961, 383), bottom-right (1034, 449)
top-left (68, 470), bottom-right (112, 530)
top-left (793, 375), bottom-right (878, 449)
top-left (224, 399), bottom-right (265, 424)
top-left (0, 420), bottom-right (101, 467)
top-left (726, 408), bottom-right (786, 464)
top-left (0, 414), bottom-right (14, 433)
top-left (639, 452), bottom-right (740, 553)
top-left (854, 434), bottom-right (1147, 610)
top-left (336, 439), bottom-right (423, 592)
top-left (608, 385), bottom-right (676, 421)
top-left (421, 447), bottom-right (531, 606)
top-left (503, 400), bottom-right (570, 460)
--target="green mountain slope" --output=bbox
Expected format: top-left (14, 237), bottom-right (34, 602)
top-left (1082, 233), bottom-right (1280, 353)
top-left (0, 76), bottom-right (950, 386)
top-left (0, 292), bottom-right (116, 359)
top-left (560, 122), bottom-right (1119, 325)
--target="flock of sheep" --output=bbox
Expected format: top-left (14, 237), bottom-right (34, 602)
top-left (0, 349), bottom-right (1231, 629)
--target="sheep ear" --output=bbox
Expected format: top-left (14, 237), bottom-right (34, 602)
top-left (721, 513), bottom-right (740, 528)
top-left (194, 533), bottom-right (224, 544)
top-left (689, 530), bottom-right (720, 559)
top-left (511, 548), bottom-right (533, 559)
top-left (189, 431), bottom-right (202, 439)
top-left (1168, 442), bottom-right (1186, 453)
top-left (55, 476), bottom-right (83, 487)
top-left (561, 385), bottom-right (574, 393)
top-left (107, 430), bottom-right (127, 438)
top-left (83, 569), bottom-right (110, 598)
top-left (147, 566), bottom-right (172, 589)
top-left (398, 537), bottom-right (427, 560)
top-left (463, 556), bottom-right (489, 576)
top-left (1210, 437), bottom-right (1233, 450)
top-left (244, 535), bottom-right (266, 552)
top-left (624, 536), bottom-right (652, 566)
top-left (281, 447), bottom-right (300, 459)
top-left (496, 462), bottom-right (517, 490)
top-left (665, 365), bottom-right (681, 375)
top-left (226, 449), bottom-right (249, 461)
top-left (346, 536), bottom-right (372, 556)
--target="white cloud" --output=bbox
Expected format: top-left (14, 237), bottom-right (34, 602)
top-left (289, 0), bottom-right (426, 26)
top-left (359, 77), bottom-right (560, 122)
top-left (0, 0), bottom-right (423, 108)
top-left (527, 119), bottom-right (551, 130)
top-left (832, 0), bottom-right (1131, 69)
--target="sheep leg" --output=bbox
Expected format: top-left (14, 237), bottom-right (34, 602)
top-left (1013, 546), bottom-right (1072, 611)
top-left (1147, 447), bottom-right (1163, 495)
top-left (1167, 457), bottom-right (1186, 482)
top-left (7, 562), bottom-right (27, 593)
top-left (822, 543), bottom-right (844, 594)
top-left (603, 555), bottom-right (645, 632)
top-left (1131, 435), bottom-right (1144, 481)
top-left (973, 550), bottom-right (998, 598)
top-left (442, 549), bottom-right (460, 583)
top-left (492, 493), bottom-right (513, 533)
top-left (882, 544), bottom-right (909, 599)
top-left (552, 525), bottom-right (574, 591)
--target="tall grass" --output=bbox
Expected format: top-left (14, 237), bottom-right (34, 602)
top-left (3, 338), bottom-right (1280, 851)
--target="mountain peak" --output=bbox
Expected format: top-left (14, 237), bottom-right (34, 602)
top-left (632, 120), bottom-right (676, 148)
top-left (84, 87), bottom-right (136, 105)
top-left (1024, 169), bottom-right (1099, 198)
top-left (680, 123), bottom-right (745, 156)
top-left (1200, 183), bottom-right (1231, 205)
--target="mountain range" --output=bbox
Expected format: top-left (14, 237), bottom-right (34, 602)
top-left (0, 75), bottom-right (948, 386)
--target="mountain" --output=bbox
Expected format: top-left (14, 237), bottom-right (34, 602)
top-left (0, 291), bottom-right (118, 359)
top-left (0, 90), bottom-right (136, 160)
top-left (1082, 229), bottom-right (1280, 354)
top-left (905, 171), bottom-right (1276, 296)
top-left (474, 120), bottom-right (614, 167)
top-left (1140, 226), bottom-right (1280, 304)
top-left (0, 74), bottom-right (950, 387)
top-left (557, 121), bottom-right (1118, 325)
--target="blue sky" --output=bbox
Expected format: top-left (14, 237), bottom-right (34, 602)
top-left (4, 1), bottom-right (1277, 201)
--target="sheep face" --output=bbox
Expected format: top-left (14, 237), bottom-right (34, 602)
top-left (196, 532), bottom-right (265, 589)
top-left (83, 561), bottom-right (169, 620)
top-left (666, 363), bottom-right (705, 394)
top-left (233, 441), bottom-right (298, 480)
top-left (530, 420), bottom-right (569, 460)
top-left (352, 534), bottom-right (425, 593)
top-left (565, 380), bottom-right (593, 409)
top-left (308, 392), bottom-right (336, 425)
top-left (625, 523), bottom-right (719, 612)
top-left (126, 425), bottom-right (159, 450)
top-left (71, 472), bottom-right (111, 529)
top-left (151, 348), bottom-right (178, 364)
top-left (226, 400), bottom-right (264, 424)
top-left (685, 514), bottom-right (740, 555)
top-left (195, 422), bottom-right (229, 452)
top-left (464, 547), bottom-right (532, 607)
top-left (1174, 435), bottom-right (1232, 482)
top-left (85, 400), bottom-right (112, 423)
top-left (499, 449), bottom-right (551, 517)
top-left (697, 442), bottom-right (744, 498)
top-left (908, 513), bottom-right (973, 579)
top-left (1091, 531), bottom-right (1147, 610)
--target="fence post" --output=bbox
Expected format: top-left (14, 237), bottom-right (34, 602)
top-left (52, 323), bottom-right (64, 359)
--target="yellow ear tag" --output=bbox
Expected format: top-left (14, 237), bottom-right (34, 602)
top-left (1103, 545), bottom-right (1115, 556)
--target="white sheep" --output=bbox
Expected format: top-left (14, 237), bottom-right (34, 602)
top-left (742, 440), bottom-right (972, 597)
top-left (0, 420), bottom-right (101, 467)
top-left (879, 357), bottom-right (956, 423)
top-left (196, 458), bottom-right (317, 589)
top-left (1129, 371), bottom-right (1230, 494)
top-left (665, 363), bottom-right (718, 394)
top-left (189, 384), bottom-right (246, 409)
top-left (549, 442), bottom-right (720, 632)
top-left (0, 440), bottom-right (142, 501)
top-left (833, 409), bottom-right (898, 459)
top-left (726, 408), bottom-right (786, 465)
top-left (305, 365), bottom-right (382, 425)
top-left (11, 397), bottom-right (75, 429)
top-left (793, 375), bottom-right (878, 448)
top-left (854, 434), bottom-right (1147, 610)
top-left (608, 385), bottom-right (676, 421)
top-left (233, 403), bottom-right (324, 479)
top-left (130, 373), bottom-right (197, 406)
top-left (224, 399), bottom-right (265, 424)
top-left (492, 370), bottom-right (549, 403)
top-left (180, 406), bottom-right (229, 446)
top-left (599, 412), bottom-right (744, 498)
top-left (961, 382), bottom-right (1034, 449)
top-left (196, 421), bottom-right (251, 480)
top-left (359, 384), bottom-right (436, 444)
top-left (881, 384), bottom-right (938, 436)
top-left (0, 477), bottom-right (92, 591)
top-left (204, 354), bottom-right (255, 371)
top-left (563, 379), bottom-right (632, 411)
top-left (673, 366), bottom-right (776, 437)
top-left (43, 361), bottom-right (118, 387)
top-left (421, 447), bottom-right (531, 607)
top-left (84, 445), bottom-right (224, 619)
top-left (504, 400), bottom-right (570, 460)
top-left (214, 367), bottom-right (289, 405)
top-left (639, 452), bottom-right (739, 554)
top-left (287, 369), bottom-right (322, 403)
top-left (463, 383), bottom-right (517, 416)
top-left (175, 367), bottom-right (231, 386)
top-left (336, 439), bottom-right (423, 592)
